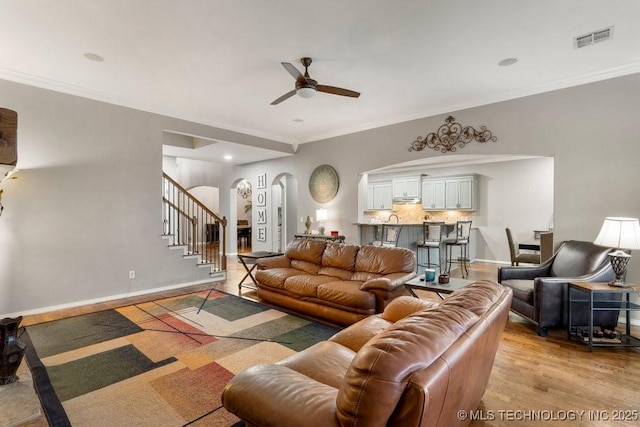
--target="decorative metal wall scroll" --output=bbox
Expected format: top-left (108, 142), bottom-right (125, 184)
top-left (408, 116), bottom-right (496, 153)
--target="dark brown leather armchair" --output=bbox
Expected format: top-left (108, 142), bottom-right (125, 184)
top-left (498, 240), bottom-right (618, 336)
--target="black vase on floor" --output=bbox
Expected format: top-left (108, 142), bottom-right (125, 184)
top-left (0, 316), bottom-right (26, 385)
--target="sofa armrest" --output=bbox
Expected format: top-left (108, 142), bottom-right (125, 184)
top-left (361, 272), bottom-right (416, 313)
top-left (256, 255), bottom-right (291, 269)
top-left (498, 260), bottom-right (552, 282)
top-left (361, 272), bottom-right (416, 292)
top-left (222, 364), bottom-right (339, 427)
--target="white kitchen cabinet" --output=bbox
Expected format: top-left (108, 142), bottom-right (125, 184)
top-left (391, 177), bottom-right (420, 198)
top-left (445, 176), bottom-right (476, 210)
top-left (367, 182), bottom-right (393, 210)
top-left (421, 179), bottom-right (446, 210)
top-left (421, 175), bottom-right (476, 211)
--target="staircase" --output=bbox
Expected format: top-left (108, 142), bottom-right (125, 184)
top-left (162, 173), bottom-right (227, 276)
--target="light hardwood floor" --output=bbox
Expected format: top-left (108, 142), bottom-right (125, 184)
top-left (15, 259), bottom-right (640, 426)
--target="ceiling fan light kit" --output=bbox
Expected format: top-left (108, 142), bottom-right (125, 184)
top-left (271, 57), bottom-right (359, 105)
top-left (296, 86), bottom-right (316, 99)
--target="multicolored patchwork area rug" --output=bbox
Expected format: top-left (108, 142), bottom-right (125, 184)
top-left (24, 290), bottom-right (340, 426)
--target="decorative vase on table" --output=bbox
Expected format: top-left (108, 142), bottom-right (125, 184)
top-left (0, 316), bottom-right (26, 385)
top-left (305, 216), bottom-right (312, 234)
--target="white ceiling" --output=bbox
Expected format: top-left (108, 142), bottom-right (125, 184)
top-left (2, 1), bottom-right (640, 165)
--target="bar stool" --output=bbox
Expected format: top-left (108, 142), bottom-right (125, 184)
top-left (416, 221), bottom-right (446, 273)
top-left (444, 220), bottom-right (472, 278)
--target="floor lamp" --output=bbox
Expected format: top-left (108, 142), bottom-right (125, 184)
top-left (593, 217), bottom-right (640, 287)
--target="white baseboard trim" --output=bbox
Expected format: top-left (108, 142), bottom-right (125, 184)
top-left (474, 258), bottom-right (511, 265)
top-left (4, 278), bottom-right (220, 319)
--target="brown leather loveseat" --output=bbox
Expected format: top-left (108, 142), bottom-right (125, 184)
top-left (255, 239), bottom-right (416, 325)
top-left (222, 281), bottom-right (512, 427)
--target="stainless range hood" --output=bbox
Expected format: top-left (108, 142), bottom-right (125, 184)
top-left (392, 196), bottom-right (421, 204)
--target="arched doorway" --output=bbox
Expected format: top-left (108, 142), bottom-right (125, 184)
top-left (230, 178), bottom-right (252, 254)
top-left (271, 173), bottom-right (297, 252)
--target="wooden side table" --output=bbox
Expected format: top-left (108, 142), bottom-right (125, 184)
top-left (567, 281), bottom-right (640, 351)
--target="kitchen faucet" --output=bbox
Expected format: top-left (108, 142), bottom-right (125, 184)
top-left (388, 214), bottom-right (399, 223)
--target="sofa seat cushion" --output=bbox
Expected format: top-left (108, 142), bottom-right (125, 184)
top-left (284, 275), bottom-right (339, 297)
top-left (255, 268), bottom-right (309, 289)
top-left (501, 279), bottom-right (534, 305)
top-left (317, 281), bottom-right (376, 311)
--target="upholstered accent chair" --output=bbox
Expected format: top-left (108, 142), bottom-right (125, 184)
top-left (498, 240), bottom-right (618, 336)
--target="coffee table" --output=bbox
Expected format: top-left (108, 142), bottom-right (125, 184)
top-left (405, 276), bottom-right (473, 299)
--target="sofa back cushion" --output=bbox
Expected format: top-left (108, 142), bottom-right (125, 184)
top-left (335, 304), bottom-right (479, 426)
top-left (284, 239), bottom-right (327, 274)
top-left (550, 240), bottom-right (611, 278)
top-left (354, 245), bottom-right (415, 276)
top-left (441, 280), bottom-right (506, 316)
top-left (322, 243), bottom-right (359, 270)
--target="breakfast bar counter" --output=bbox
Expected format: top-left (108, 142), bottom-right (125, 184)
top-left (356, 223), bottom-right (478, 271)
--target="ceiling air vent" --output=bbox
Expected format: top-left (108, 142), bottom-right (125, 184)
top-left (574, 26), bottom-right (613, 49)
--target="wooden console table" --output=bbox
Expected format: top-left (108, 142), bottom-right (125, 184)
top-left (294, 233), bottom-right (345, 243)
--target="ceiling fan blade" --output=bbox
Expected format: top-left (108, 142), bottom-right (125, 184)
top-left (270, 90), bottom-right (296, 105)
top-left (317, 85), bottom-right (360, 98)
top-left (281, 62), bottom-right (306, 82)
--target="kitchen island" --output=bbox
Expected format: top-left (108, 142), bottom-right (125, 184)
top-left (356, 222), bottom-right (478, 273)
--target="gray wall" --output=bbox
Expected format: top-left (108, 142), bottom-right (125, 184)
top-left (2, 71), bottom-right (640, 317)
top-left (236, 73), bottom-right (640, 281)
top-left (0, 79), bottom-right (279, 316)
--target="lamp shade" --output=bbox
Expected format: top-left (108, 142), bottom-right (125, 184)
top-left (316, 208), bottom-right (328, 221)
top-left (594, 217), bottom-right (640, 250)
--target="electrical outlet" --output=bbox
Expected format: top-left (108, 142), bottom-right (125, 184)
top-left (129, 270), bottom-right (136, 279)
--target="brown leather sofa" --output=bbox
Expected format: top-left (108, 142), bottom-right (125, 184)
top-left (255, 239), bottom-right (416, 325)
top-left (222, 281), bottom-right (512, 427)
top-left (498, 240), bottom-right (618, 336)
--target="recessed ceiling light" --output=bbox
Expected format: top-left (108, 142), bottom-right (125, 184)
top-left (293, 118), bottom-right (304, 122)
top-left (83, 52), bottom-right (104, 62)
top-left (224, 154), bottom-right (233, 161)
top-left (498, 58), bottom-right (518, 67)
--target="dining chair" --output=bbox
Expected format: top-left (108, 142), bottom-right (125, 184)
top-left (444, 220), bottom-right (472, 277)
top-left (416, 221), bottom-right (446, 273)
top-left (505, 227), bottom-right (540, 266)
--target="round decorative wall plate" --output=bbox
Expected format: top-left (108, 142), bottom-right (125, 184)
top-left (309, 164), bottom-right (339, 203)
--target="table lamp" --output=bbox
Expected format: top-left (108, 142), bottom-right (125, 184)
top-left (593, 217), bottom-right (640, 287)
top-left (316, 208), bottom-right (328, 235)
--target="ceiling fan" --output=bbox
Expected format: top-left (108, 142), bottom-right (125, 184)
top-left (270, 57), bottom-right (360, 105)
